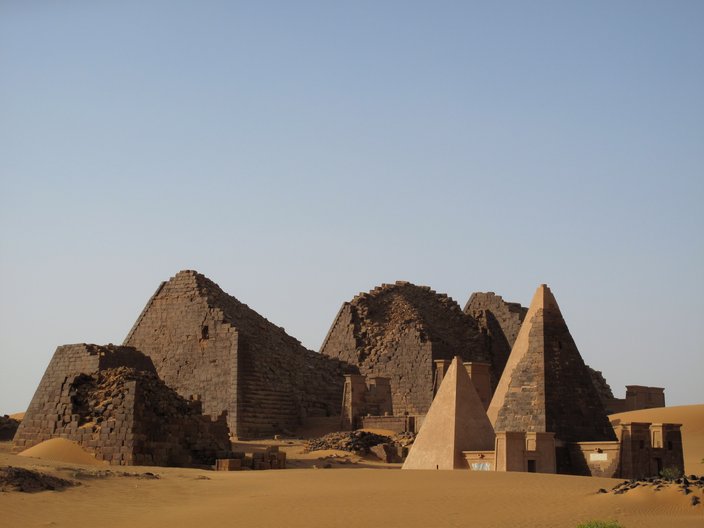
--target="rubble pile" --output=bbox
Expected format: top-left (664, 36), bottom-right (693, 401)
top-left (0, 466), bottom-right (76, 493)
top-left (346, 282), bottom-right (485, 365)
top-left (304, 431), bottom-right (392, 454)
top-left (0, 416), bottom-right (20, 441)
top-left (598, 475), bottom-right (704, 507)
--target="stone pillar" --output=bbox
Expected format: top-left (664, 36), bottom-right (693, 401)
top-left (341, 375), bottom-right (368, 430)
top-left (525, 432), bottom-right (556, 473)
top-left (433, 359), bottom-right (452, 397)
top-left (495, 431), bottom-right (526, 472)
top-left (463, 361), bottom-right (492, 410)
top-left (367, 377), bottom-right (393, 416)
top-left (617, 422), bottom-right (652, 479)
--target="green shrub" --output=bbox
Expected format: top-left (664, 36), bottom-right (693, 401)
top-left (577, 521), bottom-right (624, 528)
top-left (660, 466), bottom-right (683, 480)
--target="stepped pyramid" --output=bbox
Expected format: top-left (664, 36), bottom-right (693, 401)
top-left (402, 356), bottom-right (495, 470)
top-left (487, 285), bottom-right (616, 443)
top-left (124, 270), bottom-right (350, 439)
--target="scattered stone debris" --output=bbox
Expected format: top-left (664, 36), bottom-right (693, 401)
top-left (0, 466), bottom-right (77, 493)
top-left (304, 430), bottom-right (415, 462)
top-left (214, 447), bottom-right (286, 471)
top-left (392, 431), bottom-right (416, 447)
top-left (0, 415), bottom-right (20, 441)
top-left (304, 431), bottom-right (392, 454)
top-left (601, 475), bottom-right (704, 506)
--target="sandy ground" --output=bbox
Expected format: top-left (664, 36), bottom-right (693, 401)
top-left (1, 404), bottom-right (702, 528)
top-left (610, 404), bottom-right (704, 475)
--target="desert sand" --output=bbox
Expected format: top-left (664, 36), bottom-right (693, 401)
top-left (1, 404), bottom-right (702, 528)
top-left (18, 438), bottom-right (108, 467)
top-left (610, 404), bottom-right (704, 475)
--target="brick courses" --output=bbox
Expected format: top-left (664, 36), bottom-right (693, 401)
top-left (124, 270), bottom-right (350, 439)
top-left (13, 345), bottom-right (229, 466)
top-left (320, 281), bottom-right (487, 416)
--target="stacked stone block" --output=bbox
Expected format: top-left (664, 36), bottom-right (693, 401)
top-left (464, 292), bottom-right (527, 388)
top-left (124, 270), bottom-right (350, 439)
top-left (13, 345), bottom-right (230, 466)
top-left (321, 281), bottom-right (487, 416)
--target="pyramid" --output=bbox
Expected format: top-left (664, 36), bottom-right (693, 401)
top-left (320, 281), bottom-right (487, 417)
top-left (402, 356), bottom-right (495, 470)
top-left (487, 285), bottom-right (616, 443)
top-left (123, 270), bottom-right (349, 439)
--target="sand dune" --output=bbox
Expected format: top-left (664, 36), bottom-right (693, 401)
top-left (2, 404), bottom-right (701, 527)
top-left (610, 404), bottom-right (704, 475)
top-left (18, 438), bottom-right (107, 467)
top-left (9, 412), bottom-right (25, 421)
top-left (0, 455), bottom-right (701, 528)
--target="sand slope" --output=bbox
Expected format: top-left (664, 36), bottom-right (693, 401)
top-left (18, 438), bottom-right (107, 467)
top-left (0, 461), bottom-right (701, 528)
top-left (610, 404), bottom-right (704, 475)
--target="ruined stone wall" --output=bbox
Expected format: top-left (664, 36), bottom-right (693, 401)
top-left (321, 282), bottom-right (487, 416)
top-left (123, 273), bottom-right (239, 433)
top-left (14, 345), bottom-right (229, 466)
top-left (125, 270), bottom-right (348, 439)
top-left (464, 292), bottom-right (527, 388)
top-left (13, 344), bottom-right (155, 451)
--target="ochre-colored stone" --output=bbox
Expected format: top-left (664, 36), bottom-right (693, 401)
top-left (402, 357), bottom-right (495, 470)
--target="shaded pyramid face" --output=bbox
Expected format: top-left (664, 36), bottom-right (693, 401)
top-left (487, 285), bottom-right (616, 442)
top-left (402, 356), bottom-right (495, 470)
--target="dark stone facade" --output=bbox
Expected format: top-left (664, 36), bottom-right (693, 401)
top-left (464, 292), bottom-right (527, 388)
top-left (320, 281), bottom-right (487, 416)
top-left (13, 344), bottom-right (230, 466)
top-left (489, 286), bottom-right (617, 447)
top-left (124, 270), bottom-right (350, 439)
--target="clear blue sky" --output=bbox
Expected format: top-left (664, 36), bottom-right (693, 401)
top-left (1, 1), bottom-right (702, 413)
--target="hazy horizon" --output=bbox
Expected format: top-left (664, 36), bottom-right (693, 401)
top-left (1, 1), bottom-right (702, 412)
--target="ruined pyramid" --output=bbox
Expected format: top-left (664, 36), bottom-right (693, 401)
top-left (320, 281), bottom-right (487, 416)
top-left (487, 285), bottom-right (616, 443)
top-left (402, 356), bottom-right (495, 470)
top-left (124, 270), bottom-right (350, 439)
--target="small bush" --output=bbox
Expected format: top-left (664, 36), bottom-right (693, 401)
top-left (577, 521), bottom-right (624, 528)
top-left (660, 466), bottom-right (683, 480)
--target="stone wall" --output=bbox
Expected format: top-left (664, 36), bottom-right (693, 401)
top-left (13, 344), bottom-right (155, 451)
top-left (321, 281), bottom-right (487, 416)
top-left (13, 345), bottom-right (229, 466)
top-left (124, 270), bottom-right (349, 439)
top-left (464, 292), bottom-right (527, 388)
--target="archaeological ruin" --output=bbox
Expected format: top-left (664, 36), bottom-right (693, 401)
top-left (12, 270), bottom-right (681, 477)
top-left (13, 344), bottom-right (231, 465)
top-left (122, 270), bottom-right (350, 439)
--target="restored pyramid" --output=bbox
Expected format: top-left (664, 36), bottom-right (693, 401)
top-left (487, 285), bottom-right (616, 443)
top-left (402, 356), bottom-right (495, 470)
top-left (320, 281), bottom-right (487, 416)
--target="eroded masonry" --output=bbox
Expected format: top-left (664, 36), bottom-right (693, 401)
top-left (13, 270), bottom-right (680, 477)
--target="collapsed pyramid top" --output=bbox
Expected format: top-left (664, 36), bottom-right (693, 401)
top-left (487, 284), bottom-right (616, 443)
top-left (320, 281), bottom-right (486, 365)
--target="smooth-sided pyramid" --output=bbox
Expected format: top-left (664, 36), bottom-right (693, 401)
top-left (402, 356), bottom-right (495, 470)
top-left (487, 285), bottom-right (616, 443)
